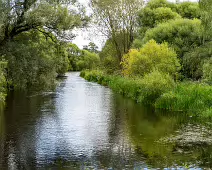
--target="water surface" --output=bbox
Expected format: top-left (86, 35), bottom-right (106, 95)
top-left (0, 72), bottom-right (212, 169)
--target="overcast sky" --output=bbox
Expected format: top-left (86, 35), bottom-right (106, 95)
top-left (72, 0), bottom-right (198, 50)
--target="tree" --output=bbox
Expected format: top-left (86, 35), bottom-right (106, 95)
top-left (4, 31), bottom-right (69, 90)
top-left (0, 0), bottom-right (88, 45)
top-left (90, 0), bottom-right (143, 61)
top-left (83, 42), bottom-right (99, 53)
top-left (138, 7), bottom-right (181, 36)
top-left (176, 2), bottom-right (200, 19)
top-left (142, 19), bottom-right (203, 60)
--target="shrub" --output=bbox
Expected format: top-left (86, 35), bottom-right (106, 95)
top-left (137, 70), bottom-right (175, 104)
top-left (121, 40), bottom-right (180, 77)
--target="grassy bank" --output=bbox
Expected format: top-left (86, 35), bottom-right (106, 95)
top-left (80, 70), bottom-right (212, 117)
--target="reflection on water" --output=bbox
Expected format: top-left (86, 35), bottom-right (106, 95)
top-left (0, 72), bottom-right (212, 169)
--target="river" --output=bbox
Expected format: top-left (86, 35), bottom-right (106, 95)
top-left (0, 72), bottom-right (212, 169)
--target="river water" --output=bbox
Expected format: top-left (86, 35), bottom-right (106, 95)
top-left (0, 72), bottom-right (212, 169)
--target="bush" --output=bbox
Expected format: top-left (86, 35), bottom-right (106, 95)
top-left (121, 40), bottom-right (180, 77)
top-left (142, 19), bottom-right (203, 59)
top-left (137, 70), bottom-right (175, 104)
top-left (155, 82), bottom-right (212, 116)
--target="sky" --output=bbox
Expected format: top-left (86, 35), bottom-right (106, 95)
top-left (72, 0), bottom-right (198, 50)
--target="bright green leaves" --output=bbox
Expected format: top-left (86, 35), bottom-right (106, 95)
top-left (121, 40), bottom-right (180, 77)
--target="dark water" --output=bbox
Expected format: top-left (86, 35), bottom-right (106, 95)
top-left (0, 72), bottom-right (212, 169)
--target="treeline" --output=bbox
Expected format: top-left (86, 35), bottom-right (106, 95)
top-left (81, 0), bottom-right (212, 117)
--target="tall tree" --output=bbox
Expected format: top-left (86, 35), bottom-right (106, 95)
top-left (90, 0), bottom-right (143, 61)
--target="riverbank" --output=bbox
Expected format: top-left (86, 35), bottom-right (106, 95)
top-left (80, 70), bottom-right (212, 117)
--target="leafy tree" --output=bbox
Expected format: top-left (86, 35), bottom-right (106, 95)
top-left (90, 0), bottom-right (143, 61)
top-left (142, 19), bottom-right (203, 60)
top-left (76, 50), bottom-right (100, 70)
top-left (83, 42), bottom-right (99, 53)
top-left (0, 0), bottom-right (88, 45)
top-left (4, 31), bottom-right (69, 90)
top-left (68, 43), bottom-right (82, 71)
top-left (121, 40), bottom-right (180, 77)
top-left (176, 2), bottom-right (200, 19)
top-left (138, 7), bottom-right (181, 36)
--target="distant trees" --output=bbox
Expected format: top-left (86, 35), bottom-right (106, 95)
top-left (83, 42), bottom-right (99, 53)
top-left (68, 43), bottom-right (100, 71)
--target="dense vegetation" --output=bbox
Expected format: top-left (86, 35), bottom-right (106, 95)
top-left (0, 0), bottom-right (100, 100)
top-left (81, 0), bottom-right (212, 117)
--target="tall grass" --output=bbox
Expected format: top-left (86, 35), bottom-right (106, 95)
top-left (155, 82), bottom-right (212, 117)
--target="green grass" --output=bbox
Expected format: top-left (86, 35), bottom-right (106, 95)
top-left (155, 82), bottom-right (212, 117)
top-left (81, 70), bottom-right (212, 117)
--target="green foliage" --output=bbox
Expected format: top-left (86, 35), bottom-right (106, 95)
top-left (69, 49), bottom-right (100, 71)
top-left (137, 70), bottom-right (175, 104)
top-left (83, 42), bottom-right (99, 53)
top-left (183, 42), bottom-right (212, 80)
top-left (155, 82), bottom-right (212, 116)
top-left (101, 56), bottom-right (120, 74)
top-left (142, 19), bottom-right (203, 59)
top-left (176, 2), bottom-right (200, 19)
top-left (99, 39), bottom-right (117, 60)
top-left (121, 40), bottom-right (180, 77)
top-left (203, 58), bottom-right (212, 85)
top-left (81, 70), bottom-right (175, 104)
top-left (146, 0), bottom-right (176, 10)
top-left (4, 31), bottom-right (69, 91)
top-left (200, 0), bottom-right (212, 40)
top-left (138, 7), bottom-right (181, 30)
top-left (0, 0), bottom-right (88, 44)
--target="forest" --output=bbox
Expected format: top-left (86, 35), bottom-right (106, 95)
top-left (0, 0), bottom-right (211, 116)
